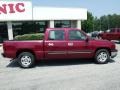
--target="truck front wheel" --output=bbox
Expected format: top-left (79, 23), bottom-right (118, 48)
top-left (95, 49), bottom-right (110, 64)
top-left (18, 52), bottom-right (35, 68)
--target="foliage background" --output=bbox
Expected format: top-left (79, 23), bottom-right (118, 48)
top-left (82, 12), bottom-right (120, 32)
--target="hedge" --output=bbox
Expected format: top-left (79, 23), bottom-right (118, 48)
top-left (14, 33), bottom-right (44, 40)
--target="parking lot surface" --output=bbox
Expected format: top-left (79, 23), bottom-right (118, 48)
top-left (0, 43), bottom-right (120, 90)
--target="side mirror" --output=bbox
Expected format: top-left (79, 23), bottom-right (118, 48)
top-left (85, 37), bottom-right (89, 42)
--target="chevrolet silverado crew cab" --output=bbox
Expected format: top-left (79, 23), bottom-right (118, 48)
top-left (99, 28), bottom-right (120, 41)
top-left (2, 28), bottom-right (117, 68)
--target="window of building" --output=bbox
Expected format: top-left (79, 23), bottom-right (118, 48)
top-left (54, 20), bottom-right (71, 28)
top-left (49, 30), bottom-right (65, 40)
top-left (12, 21), bottom-right (48, 37)
top-left (12, 21), bottom-right (34, 37)
top-left (35, 21), bottom-right (48, 33)
top-left (0, 22), bottom-right (8, 42)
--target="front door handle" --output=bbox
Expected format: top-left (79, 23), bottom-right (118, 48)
top-left (68, 43), bottom-right (73, 46)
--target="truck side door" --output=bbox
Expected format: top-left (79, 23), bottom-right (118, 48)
top-left (67, 30), bottom-right (93, 59)
top-left (44, 30), bottom-right (67, 59)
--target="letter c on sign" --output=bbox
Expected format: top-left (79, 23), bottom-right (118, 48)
top-left (16, 3), bottom-right (25, 12)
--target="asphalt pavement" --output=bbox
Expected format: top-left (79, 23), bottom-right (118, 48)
top-left (0, 43), bottom-right (120, 90)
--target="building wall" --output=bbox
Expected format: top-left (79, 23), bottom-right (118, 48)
top-left (0, 20), bottom-right (83, 41)
top-left (33, 7), bottom-right (87, 20)
top-left (0, 0), bottom-right (87, 41)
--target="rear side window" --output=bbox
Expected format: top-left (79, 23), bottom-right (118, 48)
top-left (69, 30), bottom-right (86, 40)
top-left (48, 30), bottom-right (65, 40)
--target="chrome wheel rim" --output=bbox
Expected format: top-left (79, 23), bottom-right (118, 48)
top-left (97, 52), bottom-right (108, 62)
top-left (21, 56), bottom-right (31, 67)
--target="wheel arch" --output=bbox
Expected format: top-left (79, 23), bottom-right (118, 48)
top-left (95, 47), bottom-right (111, 56)
top-left (16, 49), bottom-right (36, 59)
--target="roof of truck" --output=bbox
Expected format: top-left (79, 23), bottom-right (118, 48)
top-left (47, 28), bottom-right (82, 31)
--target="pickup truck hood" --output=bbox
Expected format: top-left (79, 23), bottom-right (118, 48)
top-left (90, 39), bottom-right (115, 49)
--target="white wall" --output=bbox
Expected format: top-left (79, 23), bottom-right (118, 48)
top-left (33, 7), bottom-right (87, 20)
top-left (77, 20), bottom-right (81, 29)
top-left (0, 1), bottom-right (87, 21)
top-left (7, 22), bottom-right (13, 40)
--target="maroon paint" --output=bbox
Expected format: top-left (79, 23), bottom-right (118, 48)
top-left (2, 28), bottom-right (117, 61)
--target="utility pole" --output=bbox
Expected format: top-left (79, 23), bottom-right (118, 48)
top-left (93, 19), bottom-right (94, 32)
top-left (100, 18), bottom-right (102, 31)
top-left (107, 16), bottom-right (110, 30)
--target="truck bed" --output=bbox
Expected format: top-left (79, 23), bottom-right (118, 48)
top-left (3, 40), bottom-right (44, 60)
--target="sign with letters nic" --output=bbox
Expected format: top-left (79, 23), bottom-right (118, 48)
top-left (0, 0), bottom-right (32, 21)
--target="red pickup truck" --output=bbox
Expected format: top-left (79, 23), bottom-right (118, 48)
top-left (99, 28), bottom-right (120, 41)
top-left (2, 28), bottom-right (117, 68)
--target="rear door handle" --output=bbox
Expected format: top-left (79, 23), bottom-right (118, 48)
top-left (68, 43), bottom-right (73, 46)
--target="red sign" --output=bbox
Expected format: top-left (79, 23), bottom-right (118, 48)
top-left (0, 3), bottom-right (25, 14)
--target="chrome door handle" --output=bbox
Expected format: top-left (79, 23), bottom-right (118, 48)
top-left (68, 43), bottom-right (73, 46)
top-left (48, 43), bottom-right (54, 46)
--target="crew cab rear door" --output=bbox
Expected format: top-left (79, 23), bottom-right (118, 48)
top-left (67, 29), bottom-right (93, 58)
top-left (44, 29), bottom-right (67, 59)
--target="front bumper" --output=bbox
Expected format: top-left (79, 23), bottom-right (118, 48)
top-left (111, 49), bottom-right (117, 58)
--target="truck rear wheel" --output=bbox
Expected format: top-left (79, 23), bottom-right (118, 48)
top-left (18, 52), bottom-right (35, 68)
top-left (95, 49), bottom-right (110, 64)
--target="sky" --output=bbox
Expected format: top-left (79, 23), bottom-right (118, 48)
top-left (32, 0), bottom-right (120, 18)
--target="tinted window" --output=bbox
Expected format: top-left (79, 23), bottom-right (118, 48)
top-left (0, 22), bottom-right (8, 42)
top-left (54, 20), bottom-right (71, 28)
top-left (110, 29), bottom-right (115, 33)
top-left (49, 30), bottom-right (65, 40)
top-left (12, 21), bottom-right (48, 37)
top-left (69, 30), bottom-right (86, 40)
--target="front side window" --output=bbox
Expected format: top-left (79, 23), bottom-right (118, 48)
top-left (69, 30), bottom-right (86, 40)
top-left (49, 30), bottom-right (65, 40)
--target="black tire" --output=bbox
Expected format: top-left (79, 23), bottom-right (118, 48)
top-left (18, 52), bottom-right (35, 68)
top-left (95, 49), bottom-right (110, 64)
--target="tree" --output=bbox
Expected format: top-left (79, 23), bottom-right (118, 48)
top-left (94, 17), bottom-right (101, 31)
top-left (82, 12), bottom-right (94, 32)
top-left (82, 11), bottom-right (120, 32)
top-left (94, 14), bottom-right (120, 32)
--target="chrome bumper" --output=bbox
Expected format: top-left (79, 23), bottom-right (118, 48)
top-left (111, 50), bottom-right (117, 58)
